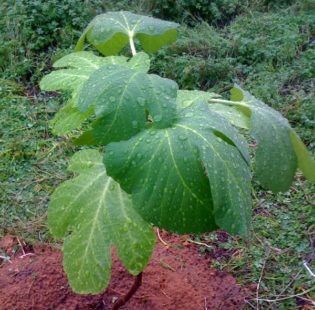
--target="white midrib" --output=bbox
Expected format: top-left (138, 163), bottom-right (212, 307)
top-left (78, 175), bottom-right (110, 278)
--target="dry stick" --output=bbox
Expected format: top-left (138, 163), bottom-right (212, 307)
top-left (254, 286), bottom-right (315, 303)
top-left (303, 260), bottom-right (315, 278)
top-left (17, 237), bottom-right (35, 259)
top-left (244, 299), bottom-right (256, 309)
top-left (256, 249), bottom-right (270, 310)
top-left (112, 272), bottom-right (143, 310)
top-left (156, 228), bottom-right (170, 247)
top-left (273, 268), bottom-right (303, 302)
top-left (204, 297), bottom-right (208, 310)
top-left (186, 238), bottom-right (212, 249)
top-left (296, 296), bottom-right (315, 306)
top-left (16, 237), bottom-right (26, 256)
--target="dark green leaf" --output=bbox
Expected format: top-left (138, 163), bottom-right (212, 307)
top-left (41, 52), bottom-right (149, 135)
top-left (77, 65), bottom-right (178, 144)
top-left (104, 102), bottom-right (251, 236)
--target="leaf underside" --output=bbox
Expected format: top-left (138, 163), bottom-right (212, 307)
top-left (48, 149), bottom-right (155, 294)
top-left (104, 102), bottom-right (252, 236)
top-left (75, 11), bottom-right (179, 55)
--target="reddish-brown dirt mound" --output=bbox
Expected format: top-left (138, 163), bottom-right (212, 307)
top-left (0, 232), bottom-right (246, 309)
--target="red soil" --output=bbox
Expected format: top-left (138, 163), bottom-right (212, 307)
top-left (0, 232), bottom-right (246, 310)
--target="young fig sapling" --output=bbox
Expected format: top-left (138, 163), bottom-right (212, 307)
top-left (40, 11), bottom-right (315, 308)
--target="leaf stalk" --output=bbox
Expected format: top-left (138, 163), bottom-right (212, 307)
top-left (112, 272), bottom-right (143, 309)
top-left (128, 32), bottom-right (137, 56)
top-left (208, 98), bottom-right (249, 108)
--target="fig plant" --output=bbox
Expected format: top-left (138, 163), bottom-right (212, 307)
top-left (40, 11), bottom-right (315, 308)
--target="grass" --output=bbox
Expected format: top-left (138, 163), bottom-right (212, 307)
top-left (0, 81), bottom-right (75, 241)
top-left (151, 3), bottom-right (315, 146)
top-left (193, 178), bottom-right (315, 309)
top-left (0, 1), bottom-right (314, 309)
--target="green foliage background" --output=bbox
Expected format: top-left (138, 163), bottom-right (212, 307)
top-left (1, 0), bottom-right (314, 309)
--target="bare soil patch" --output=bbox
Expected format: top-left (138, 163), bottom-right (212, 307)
top-left (0, 232), bottom-right (246, 309)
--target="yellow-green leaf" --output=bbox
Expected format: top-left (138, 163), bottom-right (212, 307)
top-left (289, 130), bottom-right (315, 182)
top-left (48, 150), bottom-right (155, 294)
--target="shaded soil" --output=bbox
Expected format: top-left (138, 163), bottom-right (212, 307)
top-left (0, 232), bottom-right (247, 310)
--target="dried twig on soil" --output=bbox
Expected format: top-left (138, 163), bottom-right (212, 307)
top-left (186, 238), bottom-right (212, 249)
top-left (17, 237), bottom-right (26, 256)
top-left (204, 297), bottom-right (208, 310)
top-left (273, 268), bottom-right (303, 302)
top-left (17, 237), bottom-right (35, 259)
top-left (159, 259), bottom-right (176, 272)
top-left (256, 249), bottom-right (271, 310)
top-left (156, 229), bottom-right (170, 247)
top-left (303, 260), bottom-right (315, 277)
top-left (253, 286), bottom-right (315, 303)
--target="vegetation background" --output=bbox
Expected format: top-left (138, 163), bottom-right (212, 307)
top-left (0, 0), bottom-right (314, 309)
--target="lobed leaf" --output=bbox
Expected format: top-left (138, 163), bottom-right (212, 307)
top-left (104, 102), bottom-right (252, 236)
top-left (231, 85), bottom-right (301, 192)
top-left (40, 52), bottom-right (128, 94)
top-left (77, 64), bottom-right (178, 144)
top-left (48, 149), bottom-right (155, 294)
top-left (41, 52), bottom-right (150, 135)
top-left (75, 11), bottom-right (179, 55)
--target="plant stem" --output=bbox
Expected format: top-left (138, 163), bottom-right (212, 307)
top-left (208, 98), bottom-right (249, 108)
top-left (112, 272), bottom-right (142, 310)
top-left (128, 32), bottom-right (137, 56)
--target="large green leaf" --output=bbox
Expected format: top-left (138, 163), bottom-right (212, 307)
top-left (104, 102), bottom-right (251, 236)
top-left (177, 90), bottom-right (250, 129)
top-left (75, 11), bottom-right (179, 55)
top-left (77, 64), bottom-right (178, 144)
top-left (48, 149), bottom-right (155, 294)
top-left (231, 86), bottom-right (300, 192)
top-left (40, 52), bottom-right (151, 135)
top-left (40, 52), bottom-right (128, 94)
top-left (40, 52), bottom-right (129, 135)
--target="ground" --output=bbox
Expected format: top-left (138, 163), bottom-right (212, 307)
top-left (0, 232), bottom-right (249, 310)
